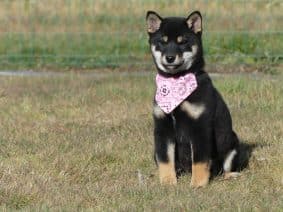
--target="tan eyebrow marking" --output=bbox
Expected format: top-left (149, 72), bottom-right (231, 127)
top-left (177, 36), bottom-right (183, 43)
top-left (162, 36), bottom-right (168, 42)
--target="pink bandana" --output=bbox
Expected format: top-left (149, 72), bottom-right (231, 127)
top-left (155, 73), bottom-right (198, 114)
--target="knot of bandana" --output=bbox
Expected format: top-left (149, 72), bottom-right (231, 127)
top-left (155, 73), bottom-right (198, 114)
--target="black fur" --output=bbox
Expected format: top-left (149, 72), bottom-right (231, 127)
top-left (147, 11), bottom-right (240, 179)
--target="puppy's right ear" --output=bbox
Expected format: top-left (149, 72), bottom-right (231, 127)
top-left (146, 11), bottom-right (162, 33)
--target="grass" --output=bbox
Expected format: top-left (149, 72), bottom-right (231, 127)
top-left (0, 32), bottom-right (282, 70)
top-left (0, 0), bottom-right (282, 70)
top-left (0, 70), bottom-right (282, 210)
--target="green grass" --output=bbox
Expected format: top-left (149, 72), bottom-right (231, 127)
top-left (0, 70), bottom-right (282, 210)
top-left (0, 0), bottom-right (282, 70)
top-left (0, 32), bottom-right (282, 70)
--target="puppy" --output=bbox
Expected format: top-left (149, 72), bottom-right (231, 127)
top-left (146, 11), bottom-right (240, 187)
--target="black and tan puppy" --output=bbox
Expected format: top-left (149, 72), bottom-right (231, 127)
top-left (146, 11), bottom-right (240, 187)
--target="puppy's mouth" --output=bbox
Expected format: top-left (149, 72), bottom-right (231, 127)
top-left (163, 62), bottom-right (184, 70)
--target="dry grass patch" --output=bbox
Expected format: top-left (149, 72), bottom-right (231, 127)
top-left (0, 71), bottom-right (282, 210)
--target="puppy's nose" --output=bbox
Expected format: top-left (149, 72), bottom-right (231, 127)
top-left (165, 56), bottom-right (176, 63)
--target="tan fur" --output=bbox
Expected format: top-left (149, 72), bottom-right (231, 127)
top-left (153, 105), bottom-right (166, 119)
top-left (158, 143), bottom-right (177, 185)
top-left (159, 162), bottom-right (177, 185)
top-left (162, 36), bottom-right (168, 42)
top-left (190, 162), bottom-right (210, 188)
top-left (180, 101), bottom-right (205, 119)
top-left (177, 36), bottom-right (183, 43)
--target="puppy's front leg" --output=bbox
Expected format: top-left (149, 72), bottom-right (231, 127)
top-left (153, 105), bottom-right (177, 185)
top-left (190, 132), bottom-right (212, 188)
top-left (191, 161), bottom-right (210, 188)
top-left (156, 142), bottom-right (176, 185)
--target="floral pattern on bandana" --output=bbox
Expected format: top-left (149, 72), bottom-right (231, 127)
top-left (155, 73), bottom-right (198, 114)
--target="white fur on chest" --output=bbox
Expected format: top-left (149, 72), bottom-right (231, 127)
top-left (180, 101), bottom-right (205, 119)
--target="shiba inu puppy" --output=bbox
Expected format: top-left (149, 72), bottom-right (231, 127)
top-left (146, 11), bottom-right (240, 187)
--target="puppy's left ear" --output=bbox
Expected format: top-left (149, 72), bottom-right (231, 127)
top-left (186, 11), bottom-right (202, 34)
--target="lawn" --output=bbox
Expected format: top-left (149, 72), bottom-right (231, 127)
top-left (0, 70), bottom-right (282, 210)
top-left (0, 0), bottom-right (282, 69)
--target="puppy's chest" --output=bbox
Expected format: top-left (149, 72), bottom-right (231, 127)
top-left (153, 97), bottom-right (206, 121)
top-left (165, 100), bottom-right (204, 126)
top-left (175, 100), bottom-right (206, 120)
top-left (170, 102), bottom-right (205, 141)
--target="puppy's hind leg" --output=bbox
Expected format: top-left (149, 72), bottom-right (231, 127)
top-left (223, 149), bottom-right (241, 179)
top-left (223, 132), bottom-right (241, 179)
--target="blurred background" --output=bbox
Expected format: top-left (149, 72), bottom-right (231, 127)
top-left (0, 0), bottom-right (282, 72)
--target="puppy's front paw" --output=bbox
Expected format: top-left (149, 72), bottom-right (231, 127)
top-left (190, 162), bottom-right (210, 188)
top-left (190, 175), bottom-right (209, 188)
top-left (160, 174), bottom-right (177, 185)
top-left (159, 163), bottom-right (177, 185)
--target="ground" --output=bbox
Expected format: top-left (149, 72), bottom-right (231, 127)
top-left (0, 70), bottom-right (282, 210)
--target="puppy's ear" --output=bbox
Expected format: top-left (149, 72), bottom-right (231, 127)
top-left (146, 11), bottom-right (162, 33)
top-left (186, 11), bottom-right (202, 34)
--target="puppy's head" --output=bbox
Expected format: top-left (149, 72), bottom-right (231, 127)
top-left (146, 11), bottom-right (203, 75)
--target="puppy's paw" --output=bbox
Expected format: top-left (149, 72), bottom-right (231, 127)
top-left (160, 174), bottom-right (177, 185)
top-left (224, 172), bottom-right (241, 180)
top-left (159, 163), bottom-right (177, 185)
top-left (190, 162), bottom-right (210, 188)
top-left (190, 175), bottom-right (209, 188)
